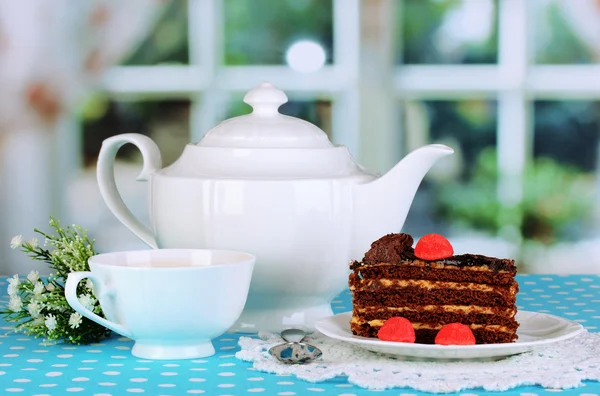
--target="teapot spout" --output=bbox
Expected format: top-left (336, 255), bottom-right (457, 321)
top-left (351, 144), bottom-right (454, 259)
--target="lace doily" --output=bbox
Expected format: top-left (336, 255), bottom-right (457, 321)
top-left (235, 331), bottom-right (600, 393)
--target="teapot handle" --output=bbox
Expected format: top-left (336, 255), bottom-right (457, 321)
top-left (97, 133), bottom-right (162, 249)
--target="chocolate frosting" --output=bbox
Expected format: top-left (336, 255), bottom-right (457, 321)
top-left (350, 233), bottom-right (516, 272)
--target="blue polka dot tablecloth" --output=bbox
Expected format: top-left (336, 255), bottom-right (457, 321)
top-left (1, 274), bottom-right (600, 396)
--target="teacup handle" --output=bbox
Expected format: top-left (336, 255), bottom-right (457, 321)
top-left (97, 133), bottom-right (162, 249)
top-left (65, 272), bottom-right (133, 338)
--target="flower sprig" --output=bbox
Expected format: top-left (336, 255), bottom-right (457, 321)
top-left (1, 217), bottom-right (111, 344)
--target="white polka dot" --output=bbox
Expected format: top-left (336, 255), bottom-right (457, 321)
top-left (219, 363), bottom-right (236, 367)
top-left (21, 368), bottom-right (36, 371)
top-left (187, 391), bottom-right (205, 394)
top-left (519, 394), bottom-right (538, 396)
top-left (130, 378), bottom-right (148, 383)
top-left (71, 377), bottom-right (89, 382)
top-left (278, 393), bottom-right (296, 396)
top-left (3, 354), bottom-right (19, 358)
top-left (27, 359), bottom-right (43, 363)
top-left (218, 384), bottom-right (235, 388)
top-left (134, 368), bottom-right (150, 371)
top-left (544, 389), bottom-right (564, 392)
top-left (39, 384), bottom-right (57, 388)
top-left (218, 372), bottom-right (235, 376)
top-left (94, 394), bottom-right (112, 396)
top-left (459, 394), bottom-right (479, 396)
top-left (248, 389), bottom-right (265, 393)
top-left (339, 394), bottom-right (357, 396)
top-left (4, 389), bottom-right (24, 393)
top-left (163, 363), bottom-right (179, 367)
top-left (136, 360), bottom-right (152, 363)
top-left (161, 372), bottom-right (178, 376)
top-left (81, 360), bottom-right (97, 363)
top-left (191, 360), bottom-right (207, 363)
top-left (12, 379), bottom-right (30, 383)
top-left (189, 378), bottom-right (206, 382)
top-left (52, 364), bottom-right (68, 368)
top-left (126, 389), bottom-right (145, 393)
top-left (307, 389), bottom-right (325, 392)
top-left (190, 368), bottom-right (206, 371)
top-left (77, 368), bottom-right (93, 371)
top-left (45, 372), bottom-right (62, 377)
top-left (86, 349), bottom-right (102, 353)
top-left (103, 371), bottom-right (121, 376)
top-left (220, 338), bottom-right (235, 341)
top-left (66, 388), bottom-right (84, 392)
top-left (0, 371), bottom-right (4, 376)
top-left (9, 346), bottom-right (24, 350)
top-left (579, 394), bottom-right (599, 396)
top-left (277, 381), bottom-right (294, 385)
top-left (158, 384), bottom-right (176, 387)
top-left (247, 377), bottom-right (264, 381)
top-left (107, 364), bottom-right (124, 367)
top-left (220, 346), bottom-right (236, 350)
top-left (219, 355), bottom-right (234, 358)
top-left (115, 346), bottom-right (131, 350)
top-left (398, 394), bottom-right (416, 396)
top-left (33, 350), bottom-right (49, 353)
top-left (57, 354), bottom-right (73, 358)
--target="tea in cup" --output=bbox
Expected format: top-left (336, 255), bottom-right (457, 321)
top-left (65, 249), bottom-right (255, 359)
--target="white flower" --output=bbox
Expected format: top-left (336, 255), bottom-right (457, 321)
top-left (28, 238), bottom-right (38, 248)
top-left (31, 316), bottom-right (45, 327)
top-left (46, 283), bottom-right (55, 292)
top-left (8, 296), bottom-right (22, 312)
top-left (10, 235), bottom-right (22, 249)
top-left (7, 283), bottom-right (17, 297)
top-left (68, 312), bottom-right (82, 329)
top-left (85, 279), bottom-right (94, 291)
top-left (78, 294), bottom-right (96, 311)
top-left (33, 281), bottom-right (45, 296)
top-left (27, 270), bottom-right (39, 284)
top-left (8, 274), bottom-right (19, 287)
top-left (44, 314), bottom-right (57, 332)
top-left (7, 275), bottom-right (20, 297)
top-left (27, 301), bottom-right (41, 318)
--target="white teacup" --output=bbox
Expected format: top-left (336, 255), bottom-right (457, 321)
top-left (65, 249), bottom-right (255, 360)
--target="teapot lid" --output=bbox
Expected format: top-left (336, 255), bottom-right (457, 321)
top-left (196, 82), bottom-right (334, 149)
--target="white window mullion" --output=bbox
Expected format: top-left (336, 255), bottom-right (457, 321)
top-left (497, 0), bottom-right (530, 240)
top-left (188, 0), bottom-right (222, 143)
top-left (332, 0), bottom-right (360, 156)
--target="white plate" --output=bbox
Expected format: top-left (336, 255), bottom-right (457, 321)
top-left (315, 310), bottom-right (584, 360)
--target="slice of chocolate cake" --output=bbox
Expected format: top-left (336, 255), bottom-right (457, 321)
top-left (349, 233), bottom-right (519, 344)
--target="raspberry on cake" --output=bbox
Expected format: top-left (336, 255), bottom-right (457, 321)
top-left (348, 233), bottom-right (519, 344)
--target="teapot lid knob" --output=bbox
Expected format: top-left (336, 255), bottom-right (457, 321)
top-left (243, 82), bottom-right (288, 116)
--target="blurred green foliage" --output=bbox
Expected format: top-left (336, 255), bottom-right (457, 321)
top-left (436, 148), bottom-right (595, 244)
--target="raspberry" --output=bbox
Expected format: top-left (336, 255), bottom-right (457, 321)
top-left (377, 317), bottom-right (416, 343)
top-left (414, 233), bottom-right (454, 261)
top-left (435, 323), bottom-right (476, 345)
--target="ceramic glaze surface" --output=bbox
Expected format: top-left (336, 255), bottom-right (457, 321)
top-left (64, 249), bottom-right (255, 359)
top-left (96, 82), bottom-right (454, 332)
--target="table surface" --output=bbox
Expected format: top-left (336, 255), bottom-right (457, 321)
top-left (1, 274), bottom-right (599, 396)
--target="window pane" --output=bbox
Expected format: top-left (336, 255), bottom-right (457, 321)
top-left (533, 0), bottom-right (600, 64)
top-left (528, 101), bottom-right (598, 241)
top-left (400, 0), bottom-right (498, 64)
top-left (122, 0), bottom-right (189, 65)
top-left (401, 100), bottom-right (498, 237)
top-left (82, 99), bottom-right (190, 166)
top-left (225, 95), bottom-right (333, 139)
top-left (223, 0), bottom-right (333, 66)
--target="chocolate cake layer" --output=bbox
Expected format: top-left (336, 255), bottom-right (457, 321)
top-left (350, 322), bottom-right (518, 344)
top-left (356, 233), bottom-right (516, 273)
top-left (353, 307), bottom-right (518, 327)
top-left (350, 262), bottom-right (515, 285)
top-left (352, 286), bottom-right (517, 307)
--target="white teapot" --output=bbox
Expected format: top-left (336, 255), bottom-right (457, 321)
top-left (97, 82), bottom-right (453, 332)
